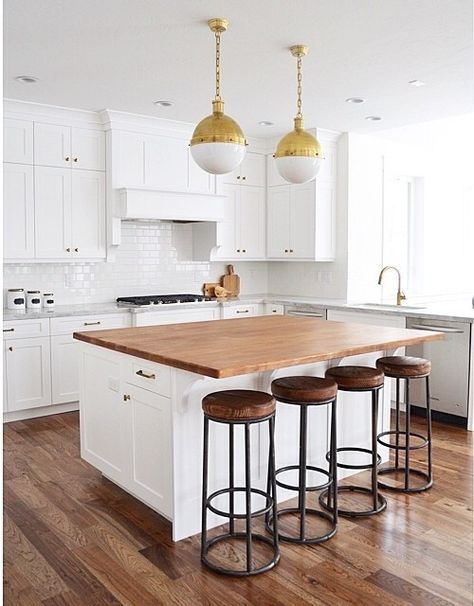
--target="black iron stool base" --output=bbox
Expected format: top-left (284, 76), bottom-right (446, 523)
top-left (378, 466), bottom-right (433, 493)
top-left (319, 485), bottom-right (387, 517)
top-left (202, 532), bottom-right (280, 577)
top-left (377, 429), bottom-right (428, 451)
top-left (266, 508), bottom-right (336, 544)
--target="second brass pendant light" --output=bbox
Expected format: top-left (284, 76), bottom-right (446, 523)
top-left (191, 18), bottom-right (323, 182)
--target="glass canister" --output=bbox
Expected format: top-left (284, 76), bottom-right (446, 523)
top-left (7, 288), bottom-right (26, 310)
top-left (26, 290), bottom-right (42, 310)
top-left (43, 293), bottom-right (55, 308)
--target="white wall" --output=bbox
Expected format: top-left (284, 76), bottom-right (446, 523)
top-left (3, 221), bottom-right (268, 305)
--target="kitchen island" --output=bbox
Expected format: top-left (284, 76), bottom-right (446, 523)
top-left (74, 315), bottom-right (442, 541)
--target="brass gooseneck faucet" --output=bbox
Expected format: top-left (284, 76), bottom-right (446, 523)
top-left (378, 266), bottom-right (406, 306)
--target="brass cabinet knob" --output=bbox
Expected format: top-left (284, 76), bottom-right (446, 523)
top-left (66, 247), bottom-right (71, 252)
top-left (8, 346), bottom-right (13, 352)
top-left (242, 176), bottom-right (246, 180)
top-left (242, 249), bottom-right (246, 253)
top-left (285, 249), bottom-right (289, 253)
top-left (236, 175), bottom-right (240, 179)
top-left (290, 249), bottom-right (294, 253)
top-left (123, 394), bottom-right (131, 402)
top-left (65, 157), bottom-right (70, 162)
top-left (74, 248), bottom-right (79, 252)
top-left (237, 249), bottom-right (241, 253)
top-left (73, 157), bottom-right (78, 162)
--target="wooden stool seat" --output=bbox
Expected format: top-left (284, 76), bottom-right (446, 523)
top-left (376, 356), bottom-right (431, 378)
top-left (271, 376), bottom-right (338, 403)
top-left (202, 389), bottom-right (275, 421)
top-left (325, 366), bottom-right (384, 390)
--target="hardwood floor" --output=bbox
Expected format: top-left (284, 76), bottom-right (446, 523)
top-left (4, 411), bottom-right (473, 605)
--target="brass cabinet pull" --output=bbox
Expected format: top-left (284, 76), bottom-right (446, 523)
top-left (242, 249), bottom-right (246, 253)
top-left (242, 176), bottom-right (246, 180)
top-left (237, 249), bottom-right (241, 253)
top-left (83, 321), bottom-right (101, 326)
top-left (123, 394), bottom-right (131, 401)
top-left (8, 347), bottom-right (13, 352)
top-left (3, 328), bottom-right (15, 332)
top-left (74, 248), bottom-right (79, 252)
top-left (236, 175), bottom-right (240, 179)
top-left (290, 249), bottom-right (294, 253)
top-left (285, 249), bottom-right (289, 253)
top-left (136, 370), bottom-right (156, 379)
top-left (66, 247), bottom-right (71, 252)
top-left (236, 309), bottom-right (249, 314)
top-left (73, 157), bottom-right (78, 162)
top-left (65, 156), bottom-right (70, 162)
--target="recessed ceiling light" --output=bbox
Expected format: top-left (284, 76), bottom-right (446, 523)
top-left (345, 97), bottom-right (365, 104)
top-left (153, 100), bottom-right (173, 107)
top-left (258, 121), bottom-right (274, 127)
top-left (15, 75), bottom-right (39, 84)
top-left (408, 79), bottom-right (426, 87)
top-left (365, 116), bottom-right (383, 121)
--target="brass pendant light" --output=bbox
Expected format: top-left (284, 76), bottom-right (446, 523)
top-left (190, 18), bottom-right (247, 175)
top-left (274, 45), bottom-right (323, 184)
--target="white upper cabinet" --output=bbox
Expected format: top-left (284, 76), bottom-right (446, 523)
top-left (4, 119), bottom-right (33, 164)
top-left (188, 148), bottom-right (216, 193)
top-left (34, 167), bottom-right (72, 259)
top-left (267, 154), bottom-right (288, 187)
top-left (267, 181), bottom-right (335, 261)
top-left (34, 123), bottom-right (105, 171)
top-left (71, 128), bottom-right (106, 170)
top-left (223, 152), bottom-right (266, 187)
top-left (144, 136), bottom-right (188, 189)
top-left (34, 123), bottom-right (72, 168)
top-left (71, 171), bottom-right (106, 258)
top-left (3, 163), bottom-right (35, 259)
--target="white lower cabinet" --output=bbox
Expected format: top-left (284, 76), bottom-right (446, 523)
top-left (4, 336), bottom-right (52, 412)
top-left (134, 308), bottom-right (219, 327)
top-left (124, 383), bottom-right (172, 518)
top-left (222, 304), bottom-right (260, 319)
top-left (51, 335), bottom-right (80, 404)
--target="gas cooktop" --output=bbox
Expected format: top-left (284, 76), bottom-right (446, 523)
top-left (116, 294), bottom-right (211, 307)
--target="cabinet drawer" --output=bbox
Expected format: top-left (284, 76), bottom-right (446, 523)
top-left (123, 360), bottom-right (171, 397)
top-left (3, 318), bottom-right (50, 339)
top-left (265, 303), bottom-right (284, 315)
top-left (222, 304), bottom-right (259, 319)
top-left (51, 313), bottom-right (130, 335)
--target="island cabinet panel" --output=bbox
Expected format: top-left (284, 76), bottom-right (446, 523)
top-left (51, 334), bottom-right (80, 405)
top-left (80, 350), bottom-right (127, 483)
top-left (124, 383), bottom-right (173, 518)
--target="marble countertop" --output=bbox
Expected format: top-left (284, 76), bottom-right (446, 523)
top-left (3, 294), bottom-right (474, 323)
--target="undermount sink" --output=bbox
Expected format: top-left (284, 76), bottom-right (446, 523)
top-left (357, 303), bottom-right (427, 311)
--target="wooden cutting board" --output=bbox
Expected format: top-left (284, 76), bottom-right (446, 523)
top-left (222, 265), bottom-right (240, 296)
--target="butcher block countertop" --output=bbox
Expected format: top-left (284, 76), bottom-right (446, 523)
top-left (73, 316), bottom-right (443, 379)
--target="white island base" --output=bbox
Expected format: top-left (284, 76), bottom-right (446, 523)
top-left (79, 342), bottom-right (396, 542)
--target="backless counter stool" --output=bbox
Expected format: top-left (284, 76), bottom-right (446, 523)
top-left (201, 389), bottom-right (280, 576)
top-left (267, 376), bottom-right (338, 544)
top-left (375, 356), bottom-right (433, 492)
top-left (320, 366), bottom-right (387, 517)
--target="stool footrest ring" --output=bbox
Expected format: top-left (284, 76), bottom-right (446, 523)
top-left (275, 464), bottom-right (333, 492)
top-left (206, 487), bottom-right (273, 520)
top-left (378, 466), bottom-right (433, 493)
top-left (326, 447), bottom-right (382, 470)
top-left (201, 532), bottom-right (280, 577)
top-left (377, 430), bottom-right (428, 451)
top-left (265, 508), bottom-right (336, 544)
top-left (319, 486), bottom-right (387, 517)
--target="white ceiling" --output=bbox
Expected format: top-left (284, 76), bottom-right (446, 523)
top-left (4, 0), bottom-right (473, 137)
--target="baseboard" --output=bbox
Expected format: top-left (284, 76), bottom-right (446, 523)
top-left (3, 401), bottom-right (79, 423)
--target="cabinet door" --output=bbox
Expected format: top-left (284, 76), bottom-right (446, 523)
top-left (290, 182), bottom-right (315, 259)
top-left (144, 135), bottom-right (188, 189)
top-left (188, 148), bottom-right (215, 193)
top-left (71, 170), bottom-right (106, 258)
top-left (3, 163), bottom-right (35, 259)
top-left (71, 128), bottom-right (105, 171)
top-left (222, 304), bottom-right (260, 319)
top-left (34, 123), bottom-right (72, 168)
top-left (124, 383), bottom-right (172, 517)
top-left (80, 349), bottom-right (126, 483)
top-left (215, 184), bottom-right (238, 259)
top-left (238, 186), bottom-right (265, 258)
top-left (51, 335), bottom-right (80, 404)
top-left (35, 167), bottom-right (72, 259)
top-left (3, 342), bottom-right (8, 412)
top-left (116, 131), bottom-right (145, 186)
top-left (239, 153), bottom-right (266, 187)
top-left (5, 337), bottom-right (51, 412)
top-left (315, 181), bottom-right (336, 261)
top-left (4, 119), bottom-right (33, 164)
top-left (267, 186), bottom-right (290, 258)
top-left (222, 164), bottom-right (242, 185)
top-left (267, 154), bottom-right (287, 187)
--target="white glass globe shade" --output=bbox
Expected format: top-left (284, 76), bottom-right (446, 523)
top-left (190, 142), bottom-right (246, 175)
top-left (275, 155), bottom-right (322, 184)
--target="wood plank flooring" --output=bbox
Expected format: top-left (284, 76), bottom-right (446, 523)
top-left (4, 412), bottom-right (473, 605)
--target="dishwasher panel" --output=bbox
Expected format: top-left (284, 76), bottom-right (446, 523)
top-left (406, 318), bottom-right (471, 418)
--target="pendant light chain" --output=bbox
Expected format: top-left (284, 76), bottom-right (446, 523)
top-left (215, 31), bottom-right (221, 100)
top-left (296, 55), bottom-right (303, 118)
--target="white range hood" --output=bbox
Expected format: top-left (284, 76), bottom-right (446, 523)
top-left (116, 186), bottom-right (226, 222)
